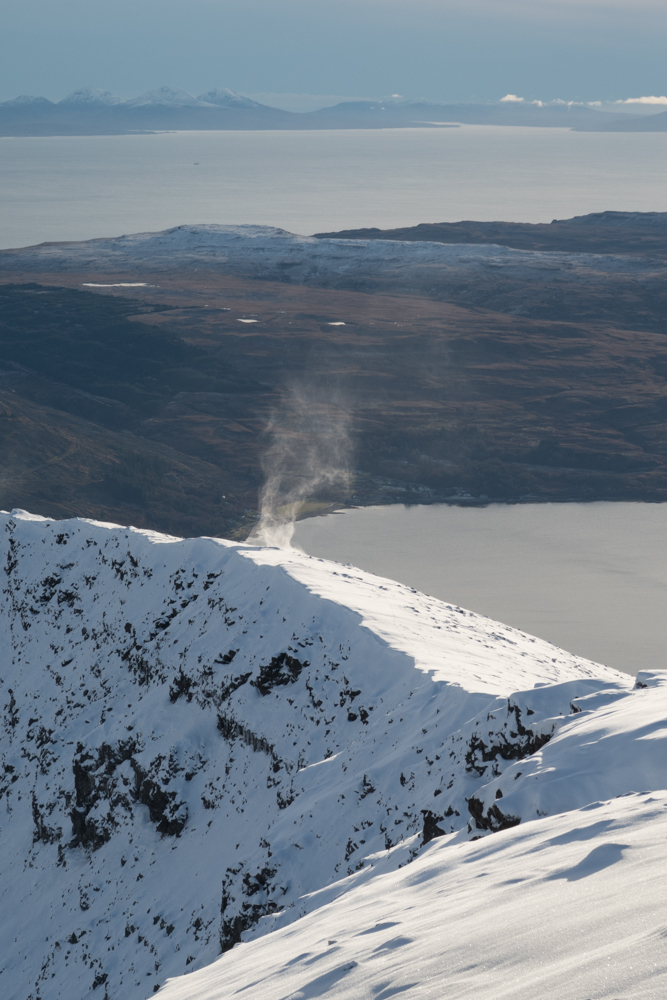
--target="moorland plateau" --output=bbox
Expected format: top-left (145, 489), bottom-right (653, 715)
top-left (2, 211), bottom-right (667, 538)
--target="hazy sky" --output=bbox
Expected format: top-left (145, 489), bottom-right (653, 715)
top-left (1, 0), bottom-right (666, 104)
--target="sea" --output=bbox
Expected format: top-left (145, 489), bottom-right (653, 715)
top-left (2, 124), bottom-right (667, 248)
top-left (293, 502), bottom-right (667, 677)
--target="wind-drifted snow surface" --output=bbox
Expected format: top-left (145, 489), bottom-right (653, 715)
top-left (161, 792), bottom-right (667, 1000)
top-left (0, 510), bottom-right (664, 1000)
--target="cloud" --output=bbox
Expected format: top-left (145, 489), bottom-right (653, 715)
top-left (500, 95), bottom-right (568, 106)
top-left (616, 95), bottom-right (667, 105)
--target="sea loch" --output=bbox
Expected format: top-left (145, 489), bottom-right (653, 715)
top-left (2, 124), bottom-right (667, 249)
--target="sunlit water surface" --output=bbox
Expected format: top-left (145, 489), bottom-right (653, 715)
top-left (293, 502), bottom-right (667, 676)
top-left (2, 125), bottom-right (667, 248)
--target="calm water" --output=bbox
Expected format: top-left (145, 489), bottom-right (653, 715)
top-left (293, 503), bottom-right (667, 676)
top-left (2, 125), bottom-right (667, 249)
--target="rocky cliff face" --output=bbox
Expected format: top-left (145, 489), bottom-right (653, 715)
top-left (0, 510), bottom-right (623, 1000)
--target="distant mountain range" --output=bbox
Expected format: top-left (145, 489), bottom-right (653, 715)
top-left (0, 86), bottom-right (300, 135)
top-left (3, 86), bottom-right (667, 135)
top-left (2, 85), bottom-right (267, 110)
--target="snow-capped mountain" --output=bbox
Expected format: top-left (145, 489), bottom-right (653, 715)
top-left (1, 509), bottom-right (665, 1000)
top-left (0, 86), bottom-right (277, 114)
top-left (197, 89), bottom-right (266, 109)
top-left (4, 88), bottom-right (656, 137)
top-left (124, 87), bottom-right (209, 109)
top-left (0, 86), bottom-right (298, 139)
top-left (0, 88), bottom-right (361, 116)
top-left (58, 87), bottom-right (123, 107)
top-left (0, 94), bottom-right (55, 107)
top-left (115, 86), bottom-right (266, 110)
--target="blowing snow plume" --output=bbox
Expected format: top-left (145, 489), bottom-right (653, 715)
top-left (249, 387), bottom-right (352, 547)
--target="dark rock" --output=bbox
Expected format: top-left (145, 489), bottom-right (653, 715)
top-left (250, 652), bottom-right (309, 696)
top-left (421, 809), bottom-right (446, 845)
top-left (467, 796), bottom-right (521, 832)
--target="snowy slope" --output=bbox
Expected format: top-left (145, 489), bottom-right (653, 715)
top-left (58, 88), bottom-right (123, 108)
top-left (0, 510), bottom-right (663, 1000)
top-left (1, 224), bottom-right (662, 292)
top-left (197, 90), bottom-right (266, 109)
top-left (159, 790), bottom-right (667, 1000)
top-left (125, 88), bottom-right (210, 109)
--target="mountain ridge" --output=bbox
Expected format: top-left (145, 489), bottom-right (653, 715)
top-left (314, 210), bottom-right (667, 257)
top-left (0, 508), bottom-right (638, 1000)
top-left (2, 90), bottom-right (662, 135)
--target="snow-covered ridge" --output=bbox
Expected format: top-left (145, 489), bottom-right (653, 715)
top-left (1, 86), bottom-right (274, 111)
top-left (0, 510), bottom-right (664, 1000)
top-left (123, 87), bottom-right (262, 110)
top-left (58, 87), bottom-right (124, 108)
top-left (2, 223), bottom-right (662, 286)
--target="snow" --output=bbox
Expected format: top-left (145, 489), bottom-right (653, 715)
top-left (159, 791), bottom-right (667, 1000)
top-left (125, 87), bottom-right (210, 109)
top-left (0, 509), bottom-right (664, 1000)
top-left (463, 671), bottom-right (667, 830)
top-left (2, 224), bottom-right (662, 293)
top-left (0, 87), bottom-right (268, 113)
top-left (58, 87), bottom-right (123, 107)
top-left (197, 90), bottom-right (266, 110)
top-left (0, 94), bottom-right (55, 107)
